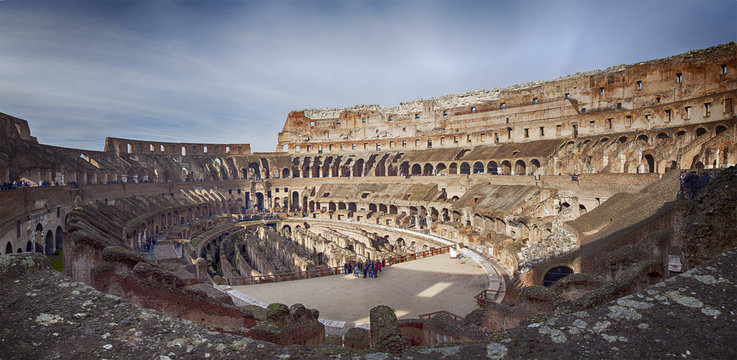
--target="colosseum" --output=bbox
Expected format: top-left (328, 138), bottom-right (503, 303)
top-left (1, 42), bottom-right (736, 359)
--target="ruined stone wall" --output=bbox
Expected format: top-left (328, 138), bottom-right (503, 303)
top-left (277, 42), bottom-right (736, 153)
top-left (105, 137), bottom-right (251, 156)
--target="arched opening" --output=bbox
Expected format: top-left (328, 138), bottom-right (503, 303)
top-left (637, 134), bottom-right (649, 144)
top-left (411, 163), bottom-right (421, 175)
top-left (292, 191), bottom-right (299, 212)
top-left (248, 162), bottom-right (261, 179)
top-left (34, 223), bottom-right (43, 253)
top-left (26, 241), bottom-right (32, 252)
top-left (514, 160), bottom-right (526, 176)
top-left (473, 161), bottom-right (484, 174)
top-left (241, 168), bottom-right (248, 180)
top-left (45, 230), bottom-right (54, 255)
top-left (459, 162), bottom-right (470, 175)
top-left (449, 162), bottom-right (458, 174)
top-left (644, 154), bottom-right (655, 173)
top-left (696, 127), bottom-right (707, 137)
top-left (423, 163), bottom-right (433, 176)
top-left (312, 157), bottom-right (322, 178)
top-left (400, 162), bottom-right (410, 176)
top-left (544, 266), bottom-right (574, 287)
top-left (559, 202), bottom-right (570, 214)
top-left (354, 158), bottom-right (365, 177)
top-left (501, 160), bottom-right (511, 175)
top-left (255, 193), bottom-right (265, 211)
top-left (487, 161), bottom-right (498, 174)
top-left (282, 168), bottom-right (290, 178)
top-left (529, 159), bottom-right (541, 175)
top-left (656, 132), bottom-right (670, 144)
top-left (5, 242), bottom-right (12, 254)
top-left (436, 163), bottom-right (447, 176)
top-left (715, 125), bottom-right (727, 135)
top-left (579, 204), bottom-right (587, 214)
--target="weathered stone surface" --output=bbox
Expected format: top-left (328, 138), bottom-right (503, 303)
top-left (370, 305), bottom-right (406, 354)
top-left (247, 302), bottom-right (325, 346)
top-left (344, 327), bottom-right (370, 349)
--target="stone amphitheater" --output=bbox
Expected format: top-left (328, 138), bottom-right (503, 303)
top-left (1, 42), bottom-right (736, 359)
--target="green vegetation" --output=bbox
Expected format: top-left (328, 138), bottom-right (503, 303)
top-left (49, 250), bottom-right (63, 272)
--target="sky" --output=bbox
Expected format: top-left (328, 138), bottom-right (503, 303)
top-left (0, 0), bottom-right (735, 152)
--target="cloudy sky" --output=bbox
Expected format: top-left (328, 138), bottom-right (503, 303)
top-left (1, 0), bottom-right (734, 152)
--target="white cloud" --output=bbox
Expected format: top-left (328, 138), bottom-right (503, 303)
top-left (0, 0), bottom-right (734, 151)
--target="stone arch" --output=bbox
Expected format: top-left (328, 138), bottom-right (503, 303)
top-left (411, 163), bottom-right (421, 175)
top-left (449, 162), bottom-right (458, 174)
top-left (459, 162), bottom-right (470, 175)
top-left (500, 160), bottom-right (511, 175)
top-left (715, 124), bottom-right (728, 135)
top-left (26, 241), bottom-right (32, 252)
top-left (637, 134), bottom-right (649, 144)
top-left (281, 224), bottom-right (292, 237)
top-left (423, 163), bottom-right (433, 176)
top-left (643, 154), bottom-right (655, 173)
top-left (282, 167), bottom-right (291, 178)
top-left (34, 223), bottom-right (43, 253)
top-left (5, 242), bottom-right (12, 255)
top-left (354, 158), bottom-right (365, 177)
top-left (255, 192), bottom-right (265, 211)
top-left (248, 162), bottom-right (260, 179)
top-left (559, 202), bottom-right (571, 213)
top-left (487, 161), bottom-right (498, 174)
top-left (543, 266), bottom-right (574, 287)
top-left (473, 161), bottom-right (484, 174)
top-left (436, 163), bottom-right (447, 175)
top-left (312, 157), bottom-right (323, 178)
top-left (696, 127), bottom-right (707, 137)
top-left (45, 230), bottom-right (54, 255)
top-left (399, 161), bottom-right (410, 176)
top-left (292, 191), bottom-right (300, 212)
top-left (379, 204), bottom-right (388, 213)
top-left (529, 159), bottom-right (541, 175)
top-left (514, 160), bottom-right (526, 175)
top-left (579, 204), bottom-right (587, 214)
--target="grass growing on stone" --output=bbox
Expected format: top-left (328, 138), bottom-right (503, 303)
top-left (49, 250), bottom-right (63, 272)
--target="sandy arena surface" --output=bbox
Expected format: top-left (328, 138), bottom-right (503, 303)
top-left (232, 254), bottom-right (487, 324)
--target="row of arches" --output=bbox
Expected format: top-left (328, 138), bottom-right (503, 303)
top-left (4, 224), bottom-right (63, 255)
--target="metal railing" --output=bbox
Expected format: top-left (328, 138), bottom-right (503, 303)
top-left (418, 310), bottom-right (464, 321)
top-left (227, 245), bottom-right (454, 286)
top-left (474, 289), bottom-right (501, 307)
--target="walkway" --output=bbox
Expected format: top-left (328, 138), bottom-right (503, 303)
top-left (226, 254), bottom-right (486, 334)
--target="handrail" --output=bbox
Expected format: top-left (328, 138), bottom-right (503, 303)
top-left (418, 310), bottom-right (464, 321)
top-left (474, 289), bottom-right (500, 308)
top-left (227, 245), bottom-right (455, 286)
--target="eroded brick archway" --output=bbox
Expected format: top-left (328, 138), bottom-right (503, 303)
top-left (543, 265), bottom-right (574, 287)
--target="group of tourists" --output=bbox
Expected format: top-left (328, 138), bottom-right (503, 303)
top-left (137, 237), bottom-right (157, 253)
top-left (344, 259), bottom-right (386, 279)
top-left (0, 181), bottom-right (31, 191)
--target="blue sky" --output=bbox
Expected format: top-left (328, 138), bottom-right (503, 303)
top-left (0, 0), bottom-right (735, 152)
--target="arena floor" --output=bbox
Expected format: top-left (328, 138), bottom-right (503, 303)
top-left (231, 254), bottom-right (488, 324)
